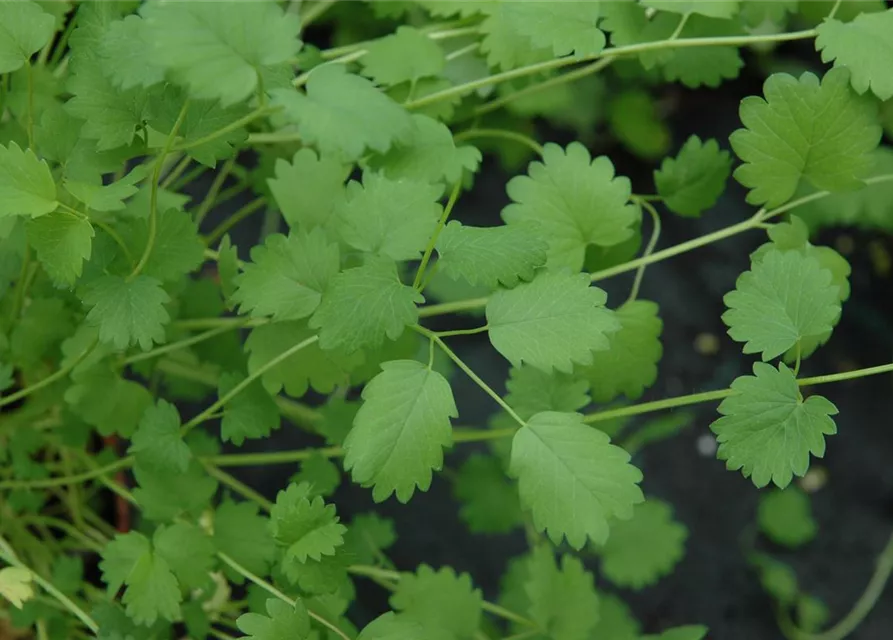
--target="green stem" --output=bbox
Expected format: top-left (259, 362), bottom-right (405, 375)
top-left (122, 321), bottom-right (249, 366)
top-left (827, 0), bottom-right (845, 20)
top-left (247, 131), bottom-right (303, 145)
top-left (414, 180), bottom-right (463, 290)
top-left (669, 12), bottom-right (692, 41)
top-left (130, 100), bottom-right (190, 280)
top-left (626, 199), bottom-right (662, 303)
top-left (172, 316), bottom-right (264, 331)
top-left (436, 325), bottom-right (490, 338)
top-left (202, 462), bottom-right (273, 511)
top-left (453, 129), bottom-right (545, 155)
top-left (195, 156), bottom-right (237, 226)
top-left (170, 106), bottom-right (278, 155)
top-left (418, 296), bottom-right (489, 318)
top-left (205, 196), bottom-right (267, 245)
top-left (8, 244), bottom-right (32, 325)
top-left (25, 60), bottom-right (35, 151)
top-left (0, 457), bottom-right (130, 490)
top-left (91, 218), bottom-right (134, 264)
top-left (160, 155), bottom-right (192, 189)
top-left (320, 24), bottom-right (480, 60)
top-left (207, 447), bottom-right (343, 468)
top-left (414, 326), bottom-right (526, 428)
top-left (169, 163), bottom-right (208, 192)
top-left (0, 339), bottom-right (96, 409)
top-left (300, 0), bottom-right (337, 28)
top-left (20, 517), bottom-right (104, 554)
top-left (217, 552), bottom-right (351, 640)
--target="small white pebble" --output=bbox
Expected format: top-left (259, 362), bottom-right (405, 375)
top-left (696, 433), bottom-right (718, 457)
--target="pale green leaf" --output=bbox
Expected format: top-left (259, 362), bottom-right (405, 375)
top-left (758, 487), bottom-right (817, 548)
top-left (722, 249), bottom-right (841, 361)
top-left (361, 26), bottom-right (445, 86)
top-left (270, 482), bottom-right (347, 563)
top-left (310, 259), bottom-right (423, 353)
top-left (499, 0), bottom-right (605, 58)
top-left (596, 498), bottom-right (687, 589)
top-left (816, 10), bottom-right (893, 101)
top-left (0, 1), bottom-right (55, 73)
top-left (0, 142), bottom-right (58, 218)
top-left (659, 16), bottom-right (744, 89)
top-left (524, 546), bottom-right (600, 640)
top-left (391, 565), bottom-right (482, 639)
top-left (478, 3), bottom-right (555, 70)
top-left (345, 360), bottom-right (456, 503)
top-left (26, 212), bottom-right (94, 286)
top-left (712, 362), bottom-right (838, 488)
top-left (510, 411), bottom-right (644, 548)
top-left (0, 568), bottom-right (33, 610)
top-left (82, 275), bottom-right (170, 351)
top-left (503, 142), bottom-right (638, 270)
top-left (272, 65), bottom-right (413, 162)
top-left (98, 15), bottom-right (165, 89)
top-left (267, 148), bottom-right (349, 234)
top-left (654, 136), bottom-right (731, 217)
top-left (730, 68), bottom-right (881, 207)
top-left (128, 400), bottom-right (191, 474)
top-left (486, 270), bottom-right (619, 373)
top-left (579, 300), bottom-right (663, 403)
top-left (64, 166), bottom-right (145, 212)
top-left (237, 598), bottom-right (311, 640)
top-left (453, 453), bottom-right (523, 534)
top-left (505, 365), bottom-right (591, 421)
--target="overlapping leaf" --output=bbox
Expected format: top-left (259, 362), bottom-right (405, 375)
top-left (816, 9), bottom-right (893, 101)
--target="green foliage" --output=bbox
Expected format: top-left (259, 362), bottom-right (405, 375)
top-left (0, 142), bottom-right (58, 218)
top-left (654, 136), bottom-right (731, 217)
top-left (523, 546), bottom-right (601, 640)
top-left (816, 9), bottom-right (893, 101)
top-left (0, 1), bottom-right (55, 74)
top-left (270, 482), bottom-right (347, 563)
top-left (127, 400), bottom-right (191, 473)
top-left (758, 487), bottom-right (818, 548)
top-left (391, 565), bottom-right (482, 639)
top-left (82, 275), bottom-right (170, 351)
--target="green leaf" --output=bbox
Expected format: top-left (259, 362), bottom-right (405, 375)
top-left (217, 235), bottom-right (239, 304)
top-left (711, 362), bottom-right (838, 488)
top-left (141, 0), bottom-right (301, 106)
top-left (503, 142), bottom-right (638, 270)
top-left (64, 166), bottom-right (145, 213)
top-left (345, 360), bottom-right (456, 503)
top-left (595, 498), bottom-right (687, 589)
top-left (0, 142), bottom-right (58, 218)
top-left (237, 598), bottom-right (311, 640)
top-left (499, 1), bottom-right (605, 58)
top-left (99, 532), bottom-right (181, 626)
top-left (730, 68), bottom-right (881, 207)
top-left (0, 1), bottom-right (55, 73)
top-left (153, 522), bottom-right (215, 590)
top-left (133, 459), bottom-right (217, 521)
top-left (98, 15), bottom-right (165, 89)
top-left (609, 90), bottom-right (672, 160)
top-left (270, 482), bottom-right (347, 563)
top-left (453, 453), bottom-right (523, 534)
top-left (233, 229), bottom-right (339, 322)
top-left (642, 626), bottom-right (709, 640)
top-left (336, 172), bottom-right (442, 262)
top-left (435, 221), bottom-right (547, 289)
top-left (658, 16), bottom-right (744, 89)
top-left (374, 114), bottom-right (482, 186)
top-left (643, 0), bottom-right (740, 18)
top-left (510, 411), bottom-right (644, 548)
top-left (267, 149), bottom-right (349, 234)
top-left (579, 300), bottom-right (663, 403)
top-left (358, 613), bottom-right (424, 640)
top-left (310, 259), bottom-right (423, 353)
top-left (128, 400), bottom-right (191, 474)
top-left (82, 275), bottom-right (170, 351)
top-left (26, 212), bottom-right (94, 286)
top-left (486, 270), bottom-right (619, 373)
top-left (816, 9), bottom-right (893, 101)
top-left (218, 371), bottom-right (280, 446)
top-left (361, 26), bottom-right (445, 86)
top-left (272, 65), bottom-right (413, 162)
top-left (758, 487), bottom-right (817, 548)
top-left (0, 567), bottom-right (34, 610)
top-left (722, 249), bottom-right (841, 361)
top-left (654, 136), bottom-right (732, 217)
top-left (65, 368), bottom-right (152, 438)
top-left (391, 565), bottom-right (482, 639)
top-left (505, 365), bottom-right (591, 421)
top-left (590, 594), bottom-right (640, 640)
top-left (524, 546), bottom-right (600, 640)
top-left (342, 513), bottom-right (397, 565)
top-left (213, 500), bottom-right (277, 583)
top-left (292, 452), bottom-right (341, 498)
top-left (120, 208), bottom-right (204, 283)
top-left (245, 321), bottom-right (363, 398)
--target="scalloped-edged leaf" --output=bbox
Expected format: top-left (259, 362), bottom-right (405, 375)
top-left (505, 365), bottom-right (591, 421)
top-left (816, 10), bottom-right (893, 101)
top-left (391, 565), bottom-right (482, 639)
top-left (0, 1), bottom-right (55, 73)
top-left (267, 148), bottom-right (349, 234)
top-left (82, 275), bottom-right (170, 351)
top-left (0, 142), bottom-right (58, 218)
top-left (270, 483), bottom-right (346, 563)
top-left (26, 212), bottom-right (93, 286)
top-left (654, 136), bottom-right (731, 217)
top-left (524, 546), bottom-right (600, 640)
top-left (361, 26), bottom-right (445, 86)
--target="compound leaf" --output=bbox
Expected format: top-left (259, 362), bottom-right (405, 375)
top-left (510, 411), bottom-right (644, 548)
top-left (816, 10), bottom-right (893, 101)
top-left (345, 360), bottom-right (456, 503)
top-left (128, 400), bottom-right (191, 474)
top-left (0, 142), bottom-right (58, 219)
top-left (270, 483), bottom-right (347, 563)
top-left (391, 565), bottom-right (482, 639)
top-left (486, 270), bottom-right (619, 373)
top-left (361, 26), bottom-right (445, 86)
top-left (503, 143), bottom-right (638, 270)
top-left (722, 249), bottom-right (841, 361)
top-left (654, 136), bottom-right (731, 217)
top-left (82, 275), bottom-right (170, 351)
top-left (711, 362), bottom-right (838, 488)
top-left (730, 68), bottom-right (881, 207)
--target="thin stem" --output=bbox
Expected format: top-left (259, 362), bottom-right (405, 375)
top-left (202, 462), bottom-right (273, 512)
top-left (205, 196), bottom-right (267, 245)
top-left (195, 156), bottom-right (236, 226)
top-left (8, 244), bottom-right (32, 324)
top-left (827, 0), bottom-right (845, 20)
top-left (320, 24), bottom-right (480, 60)
top-left (130, 100), bottom-right (190, 280)
top-left (436, 325), bottom-right (490, 338)
top-left (418, 296), bottom-right (489, 318)
top-left (669, 12), bottom-right (692, 41)
top-left (446, 42), bottom-right (480, 62)
top-left (300, 0), bottom-right (337, 29)
top-left (20, 517), bottom-right (105, 554)
top-left (207, 447), bottom-right (343, 468)
top-left (170, 106), bottom-right (278, 155)
top-left (247, 131), bottom-right (303, 145)
top-left (217, 552), bottom-right (351, 640)
top-left (169, 163), bottom-right (208, 191)
top-left (180, 335), bottom-right (320, 433)
top-left (414, 326), bottom-right (526, 428)
top-left (172, 316), bottom-right (264, 331)
top-left (122, 322), bottom-right (249, 366)
top-left (0, 339), bottom-right (96, 409)
top-left (91, 218), bottom-right (134, 264)
top-left (793, 341), bottom-right (803, 377)
top-left (295, 50), bottom-right (367, 87)
top-left (453, 129), bottom-right (545, 155)
top-left (0, 457), bottom-right (131, 490)
top-left (414, 180), bottom-right (463, 290)
top-left (626, 199), bottom-right (662, 303)
top-left (160, 155), bottom-right (192, 189)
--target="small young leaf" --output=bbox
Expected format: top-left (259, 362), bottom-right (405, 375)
top-left (510, 411), bottom-right (644, 548)
top-left (237, 598), bottom-right (311, 640)
top-left (503, 143), bottom-right (638, 270)
top-left (358, 613), bottom-right (424, 640)
top-left (453, 453), bottom-right (523, 534)
top-left (595, 498), bottom-right (688, 589)
top-left (712, 362), bottom-right (838, 488)
top-left (64, 166), bottom-right (145, 213)
top-left (128, 400), bottom-right (191, 474)
top-left (758, 487), bottom-right (817, 548)
top-left (609, 90), bottom-right (672, 160)
top-left (391, 565), bottom-right (482, 639)
top-left (524, 546), bottom-right (600, 640)
top-left (0, 1), bottom-right (55, 73)
top-left (0, 142), bottom-right (58, 219)
top-left (26, 212), bottom-right (94, 286)
top-left (487, 270), bottom-right (619, 373)
top-left (214, 500), bottom-right (277, 583)
top-left (310, 259), bottom-right (423, 354)
top-left (654, 136), bottom-right (731, 217)
top-left (82, 275), bottom-right (170, 351)
top-left (272, 65), bottom-right (413, 162)
top-left (336, 173), bottom-right (442, 262)
top-left (233, 229), bottom-right (340, 322)
top-left (722, 249), bottom-right (841, 361)
top-left (267, 149), bottom-right (349, 234)
top-left (0, 568), bottom-right (34, 610)
top-left (345, 360), bottom-right (456, 503)
top-left (505, 365), bottom-right (591, 421)
top-left (730, 68), bottom-right (881, 207)
top-left (342, 513), bottom-right (397, 565)
top-left (270, 482), bottom-right (347, 563)
top-left (292, 452), bottom-right (341, 498)
top-left (816, 9), bottom-right (893, 101)
top-left (361, 26), bottom-right (446, 86)
top-left (153, 522), bottom-right (215, 590)
top-left (218, 371), bottom-right (280, 446)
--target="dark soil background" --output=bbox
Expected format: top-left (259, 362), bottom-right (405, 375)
top-left (190, 33), bottom-right (893, 640)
